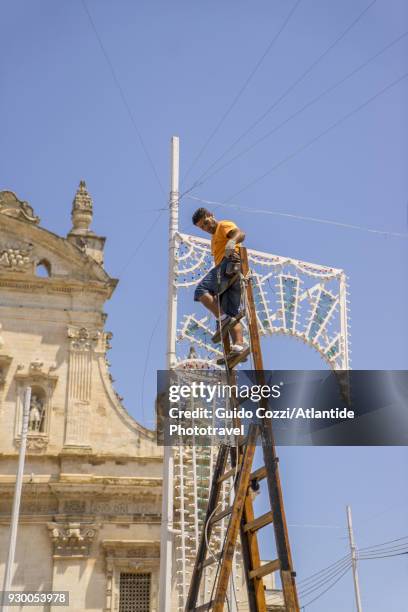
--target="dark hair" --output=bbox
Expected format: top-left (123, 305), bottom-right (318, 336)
top-left (192, 207), bottom-right (211, 225)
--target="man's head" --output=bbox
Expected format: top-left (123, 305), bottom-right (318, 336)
top-left (192, 207), bottom-right (217, 234)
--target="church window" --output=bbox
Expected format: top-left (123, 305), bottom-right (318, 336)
top-left (35, 259), bottom-right (51, 277)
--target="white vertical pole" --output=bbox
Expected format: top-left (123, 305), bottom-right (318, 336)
top-left (340, 272), bottom-right (350, 369)
top-left (1, 387), bottom-right (31, 612)
top-left (167, 135), bottom-right (179, 370)
top-left (159, 136), bottom-right (179, 612)
top-left (178, 444), bottom-right (187, 607)
top-left (346, 505), bottom-right (363, 612)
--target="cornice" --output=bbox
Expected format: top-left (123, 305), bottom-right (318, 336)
top-left (0, 214), bottom-right (118, 295)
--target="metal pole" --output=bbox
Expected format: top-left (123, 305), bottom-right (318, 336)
top-left (346, 505), bottom-right (363, 612)
top-left (340, 272), bottom-right (350, 369)
top-left (159, 136), bottom-right (179, 612)
top-left (1, 387), bottom-right (31, 612)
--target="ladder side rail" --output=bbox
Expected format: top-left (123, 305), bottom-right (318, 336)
top-left (240, 247), bottom-right (300, 612)
top-left (212, 425), bottom-right (258, 612)
top-left (222, 254), bottom-right (267, 612)
top-left (185, 444), bottom-right (229, 612)
top-left (229, 445), bottom-right (268, 612)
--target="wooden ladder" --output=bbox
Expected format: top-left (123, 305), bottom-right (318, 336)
top-left (185, 247), bottom-right (300, 612)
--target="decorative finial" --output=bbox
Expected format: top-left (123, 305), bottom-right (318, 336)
top-left (71, 180), bottom-right (93, 234)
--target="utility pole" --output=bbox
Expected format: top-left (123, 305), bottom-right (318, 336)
top-left (2, 387), bottom-right (31, 612)
top-left (346, 505), bottom-right (363, 612)
top-left (159, 136), bottom-right (179, 612)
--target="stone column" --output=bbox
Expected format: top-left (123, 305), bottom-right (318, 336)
top-left (64, 326), bottom-right (100, 449)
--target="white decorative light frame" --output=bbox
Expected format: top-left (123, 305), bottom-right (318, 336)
top-left (175, 232), bottom-right (350, 370)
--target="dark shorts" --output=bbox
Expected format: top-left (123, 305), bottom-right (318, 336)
top-left (194, 258), bottom-right (241, 317)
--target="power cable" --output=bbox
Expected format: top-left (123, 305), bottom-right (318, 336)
top-left (186, 29), bottom-right (408, 191)
top-left (140, 311), bottom-right (163, 425)
top-left (118, 210), bottom-right (167, 276)
top-left (222, 69), bottom-right (408, 203)
top-left (359, 551), bottom-right (408, 560)
top-left (81, 0), bottom-right (165, 196)
top-left (182, 0), bottom-right (304, 183)
top-left (300, 564), bottom-right (351, 609)
top-left (186, 0), bottom-right (377, 193)
top-left (358, 535), bottom-right (408, 552)
top-left (298, 558), bottom-right (352, 597)
top-left (297, 553), bottom-right (351, 586)
top-left (358, 543), bottom-right (408, 556)
top-left (187, 195), bottom-right (408, 239)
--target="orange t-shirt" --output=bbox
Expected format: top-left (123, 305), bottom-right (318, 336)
top-left (211, 220), bottom-right (240, 265)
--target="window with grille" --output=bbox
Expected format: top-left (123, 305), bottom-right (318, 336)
top-left (119, 573), bottom-right (151, 612)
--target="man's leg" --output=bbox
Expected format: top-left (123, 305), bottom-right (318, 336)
top-left (199, 293), bottom-right (224, 318)
top-left (222, 274), bottom-right (246, 349)
top-left (230, 321), bottom-right (244, 346)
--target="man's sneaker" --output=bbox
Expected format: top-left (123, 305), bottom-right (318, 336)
top-left (229, 343), bottom-right (248, 358)
top-left (227, 344), bottom-right (249, 365)
top-left (216, 343), bottom-right (250, 366)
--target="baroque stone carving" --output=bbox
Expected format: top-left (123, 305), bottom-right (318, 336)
top-left (0, 191), bottom-right (40, 224)
top-left (29, 358), bottom-right (44, 373)
top-left (15, 435), bottom-right (48, 451)
top-left (67, 326), bottom-right (101, 351)
top-left (0, 244), bottom-right (32, 271)
top-left (0, 353), bottom-right (12, 387)
top-left (70, 181), bottom-right (93, 234)
top-left (47, 521), bottom-right (98, 557)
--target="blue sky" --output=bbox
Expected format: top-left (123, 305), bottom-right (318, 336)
top-left (2, 1), bottom-right (408, 609)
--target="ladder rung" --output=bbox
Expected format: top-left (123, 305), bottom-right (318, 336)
top-left (218, 466), bottom-right (240, 484)
top-left (243, 510), bottom-right (274, 533)
top-left (250, 465), bottom-right (267, 482)
top-left (249, 559), bottom-right (281, 580)
top-left (210, 506), bottom-right (232, 525)
top-left (192, 601), bottom-right (214, 612)
top-left (230, 346), bottom-right (251, 367)
top-left (200, 554), bottom-right (220, 570)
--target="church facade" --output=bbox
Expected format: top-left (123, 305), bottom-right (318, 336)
top-left (0, 185), bottom-right (163, 611)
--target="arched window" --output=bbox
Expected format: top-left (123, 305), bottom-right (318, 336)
top-left (36, 259), bottom-right (51, 277)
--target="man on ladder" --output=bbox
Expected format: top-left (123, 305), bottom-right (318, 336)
top-left (192, 207), bottom-right (247, 360)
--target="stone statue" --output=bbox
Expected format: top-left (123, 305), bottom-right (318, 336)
top-left (28, 395), bottom-right (44, 432)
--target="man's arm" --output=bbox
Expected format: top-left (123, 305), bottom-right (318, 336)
top-left (226, 227), bottom-right (245, 243)
top-left (225, 226), bottom-right (245, 257)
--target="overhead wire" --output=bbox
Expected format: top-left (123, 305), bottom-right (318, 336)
top-left (358, 543), bottom-right (408, 556)
top-left (216, 69), bottom-right (408, 203)
top-left (300, 564), bottom-right (351, 610)
top-left (185, 0), bottom-right (377, 194)
top-left (359, 543), bottom-right (408, 556)
top-left (185, 29), bottom-right (408, 191)
top-left (358, 535), bottom-right (408, 552)
top-left (118, 209), bottom-right (167, 276)
top-left (182, 0), bottom-right (304, 183)
top-left (187, 195), bottom-right (408, 239)
top-left (298, 558), bottom-right (352, 598)
top-left (140, 311), bottom-right (163, 426)
top-left (358, 551), bottom-right (408, 560)
top-left (81, 0), bottom-right (165, 196)
top-left (297, 553), bottom-right (351, 586)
